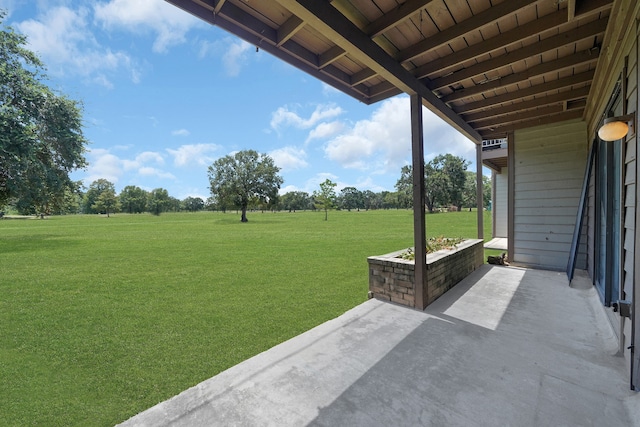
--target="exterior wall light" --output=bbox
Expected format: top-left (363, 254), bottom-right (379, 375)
top-left (597, 113), bottom-right (635, 141)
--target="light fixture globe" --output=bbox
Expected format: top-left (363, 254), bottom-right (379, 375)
top-left (598, 119), bottom-right (629, 141)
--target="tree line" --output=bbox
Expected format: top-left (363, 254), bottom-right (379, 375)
top-left (0, 16), bottom-right (491, 221)
top-left (32, 150), bottom-right (489, 219)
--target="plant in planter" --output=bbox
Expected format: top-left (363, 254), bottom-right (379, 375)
top-left (398, 236), bottom-right (465, 260)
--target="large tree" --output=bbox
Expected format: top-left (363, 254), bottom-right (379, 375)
top-left (0, 12), bottom-right (87, 212)
top-left (208, 150), bottom-right (283, 222)
top-left (147, 188), bottom-right (170, 216)
top-left (339, 186), bottom-right (363, 211)
top-left (92, 188), bottom-right (120, 218)
top-left (119, 185), bottom-right (148, 214)
top-left (396, 154), bottom-right (470, 212)
top-left (83, 179), bottom-right (115, 214)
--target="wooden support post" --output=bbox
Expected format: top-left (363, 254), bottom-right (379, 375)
top-left (476, 143), bottom-right (484, 239)
top-left (507, 132), bottom-right (515, 262)
top-left (411, 94), bottom-right (427, 310)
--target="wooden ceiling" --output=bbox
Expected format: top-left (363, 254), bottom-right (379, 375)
top-left (165, 0), bottom-right (613, 143)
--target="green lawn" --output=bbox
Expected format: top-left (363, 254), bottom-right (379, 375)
top-left (0, 209), bottom-right (492, 426)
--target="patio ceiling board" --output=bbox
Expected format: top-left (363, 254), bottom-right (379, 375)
top-left (165, 0), bottom-right (617, 141)
top-left (444, 48), bottom-right (600, 103)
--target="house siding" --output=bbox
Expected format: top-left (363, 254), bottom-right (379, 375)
top-left (513, 120), bottom-right (589, 270)
top-left (620, 30), bottom-right (638, 362)
top-left (494, 169), bottom-right (508, 238)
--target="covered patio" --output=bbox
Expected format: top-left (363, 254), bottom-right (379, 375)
top-left (148, 0), bottom-right (640, 417)
top-left (119, 265), bottom-right (634, 426)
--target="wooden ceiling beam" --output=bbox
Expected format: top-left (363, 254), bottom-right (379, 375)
top-left (274, 0), bottom-right (482, 142)
top-left (574, 0), bottom-right (614, 19)
top-left (319, 45), bottom-right (347, 68)
top-left (412, 9), bottom-right (568, 80)
top-left (430, 17), bottom-right (608, 90)
top-left (461, 86), bottom-right (591, 122)
top-left (277, 15), bottom-right (305, 47)
top-left (365, 0), bottom-right (435, 38)
top-left (471, 104), bottom-right (569, 130)
top-left (213, 0), bottom-right (226, 13)
top-left (442, 48), bottom-right (599, 103)
top-left (397, 0), bottom-right (538, 64)
top-left (455, 70), bottom-right (594, 114)
top-left (350, 68), bottom-right (377, 86)
top-left (479, 109), bottom-right (584, 138)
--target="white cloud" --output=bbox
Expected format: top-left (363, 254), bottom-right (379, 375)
top-left (94, 0), bottom-right (200, 53)
top-left (139, 167), bottom-right (175, 180)
top-left (84, 148), bottom-right (123, 184)
top-left (122, 151), bottom-right (165, 171)
top-left (166, 143), bottom-right (221, 167)
top-left (306, 121), bottom-right (346, 143)
top-left (269, 147), bottom-right (308, 171)
top-left (222, 39), bottom-right (252, 76)
top-left (172, 129), bottom-right (190, 137)
top-left (15, 6), bottom-right (138, 86)
top-left (324, 96), bottom-right (475, 172)
top-left (279, 184), bottom-right (300, 195)
top-left (83, 148), bottom-right (174, 186)
top-left (270, 104), bottom-right (344, 131)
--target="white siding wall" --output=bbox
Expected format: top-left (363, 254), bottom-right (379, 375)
top-left (494, 169), bottom-right (508, 238)
top-left (513, 120), bottom-right (589, 270)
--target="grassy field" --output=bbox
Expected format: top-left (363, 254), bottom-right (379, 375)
top-left (0, 209), bottom-right (493, 426)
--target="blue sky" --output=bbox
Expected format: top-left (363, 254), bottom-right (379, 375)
top-left (2, 0), bottom-right (481, 200)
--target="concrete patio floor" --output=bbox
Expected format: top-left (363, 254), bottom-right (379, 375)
top-left (119, 265), bottom-right (637, 426)
top-left (484, 237), bottom-right (508, 250)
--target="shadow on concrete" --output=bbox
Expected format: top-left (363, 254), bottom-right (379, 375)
top-left (308, 266), bottom-right (631, 426)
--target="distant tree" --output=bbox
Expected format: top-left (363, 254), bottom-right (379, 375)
top-left (119, 185), bottom-right (148, 214)
top-left (381, 191), bottom-right (399, 209)
top-left (57, 186), bottom-right (83, 215)
top-left (182, 196), bottom-right (205, 212)
top-left (92, 188), bottom-right (120, 217)
top-left (339, 187), bottom-right (363, 211)
top-left (313, 179), bottom-right (337, 221)
top-left (362, 190), bottom-right (380, 210)
top-left (147, 188), bottom-right (170, 215)
top-left (436, 154), bottom-right (469, 210)
top-left (205, 195), bottom-right (221, 211)
top-left (83, 179), bottom-right (116, 214)
top-left (462, 172), bottom-right (491, 210)
top-left (0, 13), bottom-right (88, 212)
top-left (396, 154), bottom-right (470, 212)
top-left (280, 191), bottom-right (311, 212)
top-left (208, 150), bottom-right (283, 222)
top-left (483, 175), bottom-right (491, 208)
top-left (166, 196), bottom-right (181, 212)
top-left (395, 166), bottom-right (415, 209)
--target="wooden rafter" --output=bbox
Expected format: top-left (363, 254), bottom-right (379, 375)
top-left (442, 48), bottom-right (600, 103)
top-left (455, 70), bottom-right (595, 114)
top-left (430, 17), bottom-right (608, 91)
top-left (365, 0), bottom-right (435, 38)
top-left (410, 9), bottom-right (569, 80)
top-left (461, 86), bottom-right (591, 122)
top-left (397, 0), bottom-right (539, 64)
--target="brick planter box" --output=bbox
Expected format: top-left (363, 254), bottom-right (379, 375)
top-left (367, 239), bottom-right (484, 309)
